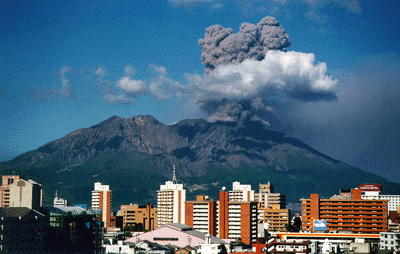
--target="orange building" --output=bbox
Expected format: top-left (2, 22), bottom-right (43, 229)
top-left (120, 204), bottom-right (157, 231)
top-left (0, 175), bottom-right (21, 207)
top-left (185, 195), bottom-right (217, 236)
top-left (218, 189), bottom-right (258, 244)
top-left (301, 189), bottom-right (388, 234)
top-left (91, 182), bottom-right (111, 227)
top-left (260, 204), bottom-right (290, 232)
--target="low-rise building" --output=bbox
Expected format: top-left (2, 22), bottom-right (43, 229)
top-left (120, 204), bottom-right (157, 231)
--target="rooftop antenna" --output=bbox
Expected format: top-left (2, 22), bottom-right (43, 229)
top-left (55, 190), bottom-right (58, 199)
top-left (172, 165), bottom-right (177, 184)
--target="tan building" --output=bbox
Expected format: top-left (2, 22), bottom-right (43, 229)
top-left (0, 175), bottom-right (21, 207)
top-left (255, 182), bottom-right (286, 209)
top-left (260, 204), bottom-right (290, 232)
top-left (91, 182), bottom-right (111, 227)
top-left (120, 204), bottom-right (157, 231)
top-left (9, 179), bottom-right (42, 210)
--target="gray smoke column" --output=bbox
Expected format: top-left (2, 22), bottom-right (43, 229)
top-left (198, 16), bottom-right (291, 74)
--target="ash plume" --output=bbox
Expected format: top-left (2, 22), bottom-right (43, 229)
top-left (198, 16), bottom-right (291, 74)
top-left (196, 17), bottom-right (337, 124)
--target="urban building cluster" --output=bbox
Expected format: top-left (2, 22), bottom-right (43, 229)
top-left (1, 172), bottom-right (400, 254)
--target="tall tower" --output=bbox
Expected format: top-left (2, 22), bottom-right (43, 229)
top-left (91, 182), bottom-right (111, 227)
top-left (157, 167), bottom-right (186, 226)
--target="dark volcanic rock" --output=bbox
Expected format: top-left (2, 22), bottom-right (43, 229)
top-left (1, 115), bottom-right (399, 207)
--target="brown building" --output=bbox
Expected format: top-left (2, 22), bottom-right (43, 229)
top-left (0, 175), bottom-right (21, 207)
top-left (218, 189), bottom-right (258, 245)
top-left (120, 204), bottom-right (157, 231)
top-left (260, 204), bottom-right (290, 232)
top-left (185, 195), bottom-right (217, 236)
top-left (301, 189), bottom-right (389, 233)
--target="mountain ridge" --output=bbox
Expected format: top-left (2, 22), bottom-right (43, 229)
top-left (1, 115), bottom-right (398, 207)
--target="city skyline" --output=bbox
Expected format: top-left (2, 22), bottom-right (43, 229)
top-left (1, 0), bottom-right (399, 182)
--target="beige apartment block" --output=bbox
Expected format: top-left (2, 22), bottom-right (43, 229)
top-left (9, 179), bottom-right (42, 211)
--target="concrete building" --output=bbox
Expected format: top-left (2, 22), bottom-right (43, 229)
top-left (9, 179), bottom-right (42, 210)
top-left (91, 182), bottom-right (111, 227)
top-left (157, 180), bottom-right (186, 226)
top-left (0, 175), bottom-right (21, 207)
top-left (218, 188), bottom-right (258, 245)
top-left (259, 204), bottom-right (290, 232)
top-left (255, 182), bottom-right (286, 209)
top-left (53, 190), bottom-right (67, 207)
top-left (301, 189), bottom-right (388, 234)
top-left (360, 183), bottom-right (400, 211)
top-left (380, 232), bottom-right (400, 251)
top-left (229, 181), bottom-right (255, 202)
top-left (185, 195), bottom-right (217, 236)
top-left (120, 204), bottom-right (157, 231)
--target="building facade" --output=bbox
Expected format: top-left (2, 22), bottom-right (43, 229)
top-left (53, 190), bottom-right (67, 207)
top-left (9, 179), bottom-right (42, 210)
top-left (91, 182), bottom-right (111, 227)
top-left (360, 184), bottom-right (400, 211)
top-left (229, 182), bottom-right (255, 202)
top-left (255, 182), bottom-right (286, 209)
top-left (301, 189), bottom-right (388, 234)
top-left (185, 195), bottom-right (217, 236)
top-left (157, 181), bottom-right (186, 226)
top-left (218, 189), bottom-right (258, 244)
top-left (120, 204), bottom-right (157, 231)
top-left (0, 175), bottom-right (21, 207)
top-left (260, 204), bottom-right (290, 232)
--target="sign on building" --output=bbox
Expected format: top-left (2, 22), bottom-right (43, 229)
top-left (313, 220), bottom-right (327, 231)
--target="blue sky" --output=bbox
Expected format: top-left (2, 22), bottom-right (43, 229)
top-left (1, 0), bottom-right (399, 181)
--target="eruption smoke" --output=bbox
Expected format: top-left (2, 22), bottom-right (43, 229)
top-left (198, 16), bottom-right (291, 74)
top-left (196, 17), bottom-right (337, 123)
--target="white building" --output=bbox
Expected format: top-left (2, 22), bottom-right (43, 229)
top-left (229, 181), bottom-right (255, 202)
top-left (360, 184), bottom-right (400, 211)
top-left (91, 182), bottom-right (111, 227)
top-left (380, 232), bottom-right (400, 251)
top-left (157, 181), bottom-right (186, 226)
top-left (53, 191), bottom-right (67, 207)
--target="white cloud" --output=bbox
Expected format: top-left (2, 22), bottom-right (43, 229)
top-left (116, 76), bottom-right (147, 96)
top-left (104, 94), bottom-right (132, 105)
top-left (95, 67), bottom-right (106, 77)
top-left (187, 50), bottom-right (337, 101)
top-left (125, 65), bottom-right (136, 76)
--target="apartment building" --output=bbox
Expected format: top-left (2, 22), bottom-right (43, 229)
top-left (255, 182), bottom-right (286, 209)
top-left (91, 182), bottom-right (111, 227)
top-left (229, 182), bottom-right (255, 202)
top-left (185, 195), bottom-right (217, 236)
top-left (301, 189), bottom-right (388, 234)
top-left (157, 180), bottom-right (186, 226)
top-left (219, 188), bottom-right (258, 244)
top-left (9, 179), bottom-right (42, 210)
top-left (260, 204), bottom-right (290, 232)
top-left (0, 175), bottom-right (21, 207)
top-left (120, 204), bottom-right (157, 231)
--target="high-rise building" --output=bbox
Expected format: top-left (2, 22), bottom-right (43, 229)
top-left (255, 182), bottom-right (286, 209)
top-left (185, 195), bottom-right (217, 236)
top-left (9, 179), bottom-right (42, 211)
top-left (301, 189), bottom-right (388, 234)
top-left (0, 175), bottom-right (21, 207)
top-left (120, 204), bottom-right (157, 231)
top-left (91, 182), bottom-right (111, 227)
top-left (229, 181), bottom-right (255, 202)
top-left (157, 180), bottom-right (186, 226)
top-left (218, 188), bottom-right (258, 244)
